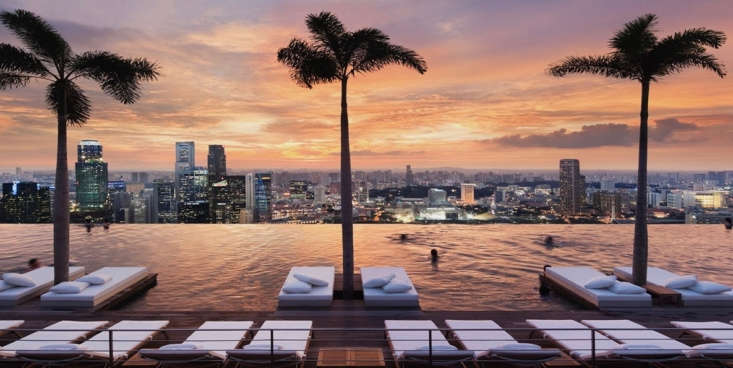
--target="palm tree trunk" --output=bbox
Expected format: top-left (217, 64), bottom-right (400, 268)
top-left (632, 79), bottom-right (650, 286)
top-left (339, 77), bottom-right (354, 299)
top-left (53, 86), bottom-right (70, 284)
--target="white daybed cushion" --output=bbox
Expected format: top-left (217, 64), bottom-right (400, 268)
top-left (40, 267), bottom-right (147, 306)
top-left (282, 280), bottom-right (312, 294)
top-left (363, 273), bottom-right (395, 288)
top-left (181, 321), bottom-right (253, 360)
top-left (665, 275), bottom-right (697, 289)
top-left (246, 320), bottom-right (312, 358)
top-left (78, 320), bottom-right (170, 360)
top-left (50, 281), bottom-right (90, 294)
top-left (609, 281), bottom-right (646, 294)
top-left (526, 319), bottom-right (621, 360)
top-left (445, 320), bottom-right (517, 357)
top-left (670, 321), bottom-right (733, 344)
top-left (615, 266), bottom-right (733, 305)
top-left (584, 275), bottom-right (616, 289)
top-left (581, 320), bottom-right (689, 354)
top-left (546, 267), bottom-right (651, 307)
top-left (0, 320), bottom-right (108, 357)
top-left (293, 273), bottom-right (328, 287)
top-left (689, 281), bottom-right (731, 295)
top-left (278, 267), bottom-right (334, 305)
top-left (362, 267), bottom-right (419, 306)
top-left (383, 281), bottom-right (412, 294)
top-left (385, 320), bottom-right (457, 359)
top-left (77, 273), bottom-right (112, 285)
top-left (3, 273), bottom-right (36, 287)
top-left (0, 267), bottom-right (85, 304)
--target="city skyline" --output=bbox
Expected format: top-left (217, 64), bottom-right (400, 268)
top-left (1, 1), bottom-right (733, 171)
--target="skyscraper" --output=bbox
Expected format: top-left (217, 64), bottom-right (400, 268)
top-left (207, 145), bottom-right (226, 178)
top-left (175, 141), bottom-right (195, 183)
top-left (246, 172), bottom-right (272, 222)
top-left (152, 180), bottom-right (176, 223)
top-left (313, 185), bottom-right (326, 205)
top-left (559, 159), bottom-right (585, 215)
top-left (209, 175), bottom-right (247, 223)
top-left (405, 165), bottom-right (414, 186)
top-left (460, 183), bottom-right (476, 204)
top-left (0, 182), bottom-right (51, 223)
top-left (75, 140), bottom-right (108, 211)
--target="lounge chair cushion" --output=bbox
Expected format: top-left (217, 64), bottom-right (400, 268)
top-left (293, 273), bottom-right (328, 287)
top-left (243, 344), bottom-right (283, 351)
top-left (609, 281), bottom-right (645, 294)
top-left (495, 343), bottom-right (541, 351)
top-left (665, 275), bottom-right (697, 289)
top-left (50, 281), bottom-right (89, 294)
top-left (161, 343), bottom-right (201, 350)
top-left (77, 273), bottom-right (112, 285)
top-left (38, 344), bottom-right (86, 351)
top-left (689, 281), bottom-right (731, 295)
top-left (364, 273), bottom-right (395, 288)
top-left (383, 280), bottom-right (412, 293)
top-left (415, 345), bottom-right (457, 351)
top-left (282, 279), bottom-right (312, 294)
top-left (670, 321), bottom-right (733, 343)
top-left (585, 275), bottom-right (616, 289)
top-left (3, 273), bottom-right (36, 287)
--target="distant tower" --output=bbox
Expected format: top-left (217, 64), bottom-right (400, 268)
top-left (75, 140), bottom-right (108, 211)
top-left (559, 159), bottom-right (585, 215)
top-left (15, 167), bottom-right (21, 177)
top-left (461, 183), bottom-right (476, 204)
top-left (207, 145), bottom-right (226, 178)
top-left (406, 165), bottom-right (414, 186)
top-left (175, 142), bottom-right (195, 183)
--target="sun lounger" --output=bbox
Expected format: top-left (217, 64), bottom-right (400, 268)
top-left (13, 320), bottom-right (169, 365)
top-left (40, 266), bottom-right (149, 309)
top-left (0, 321), bottom-right (24, 339)
top-left (140, 321), bottom-right (253, 365)
top-left (362, 267), bottom-right (419, 307)
top-left (0, 320), bottom-right (107, 358)
top-left (670, 321), bottom-right (733, 344)
top-left (583, 319), bottom-right (733, 361)
top-left (525, 319), bottom-right (622, 361)
top-left (614, 266), bottom-right (733, 307)
top-left (226, 320), bottom-right (312, 367)
top-left (445, 320), bottom-right (561, 364)
top-left (278, 266), bottom-right (334, 307)
top-left (544, 266), bottom-right (652, 309)
top-left (0, 266), bottom-right (85, 306)
top-left (385, 320), bottom-right (473, 367)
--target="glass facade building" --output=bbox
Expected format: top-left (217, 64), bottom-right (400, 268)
top-left (75, 140), bottom-right (108, 211)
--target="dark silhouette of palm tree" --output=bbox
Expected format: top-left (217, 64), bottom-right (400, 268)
top-left (277, 12), bottom-right (426, 298)
top-left (549, 14), bottom-right (725, 285)
top-left (0, 9), bottom-right (159, 284)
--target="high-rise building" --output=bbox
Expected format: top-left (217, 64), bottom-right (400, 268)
top-left (405, 165), bottom-right (414, 186)
top-left (153, 180), bottom-right (176, 223)
top-left (15, 167), bottom-right (21, 177)
top-left (175, 141), bottom-right (195, 183)
top-left (427, 188), bottom-right (447, 207)
top-left (178, 168), bottom-right (209, 203)
top-left (288, 180), bottom-right (308, 200)
top-left (592, 191), bottom-right (621, 219)
top-left (313, 185), bottom-right (326, 205)
top-left (460, 183), bottom-right (476, 204)
top-left (559, 159), bottom-right (585, 215)
top-left (246, 172), bottom-right (272, 222)
top-left (0, 182), bottom-right (51, 223)
top-left (139, 172), bottom-right (149, 184)
top-left (75, 140), bottom-right (108, 211)
top-left (209, 175), bottom-right (247, 223)
top-left (131, 172), bottom-right (139, 183)
top-left (207, 145), bottom-right (226, 178)
top-left (356, 180), bottom-right (369, 203)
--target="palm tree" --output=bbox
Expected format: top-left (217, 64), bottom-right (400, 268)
top-left (549, 14), bottom-right (725, 285)
top-left (0, 9), bottom-right (159, 284)
top-left (277, 12), bottom-right (426, 298)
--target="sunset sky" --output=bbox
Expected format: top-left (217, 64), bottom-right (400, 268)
top-left (1, 0), bottom-right (732, 171)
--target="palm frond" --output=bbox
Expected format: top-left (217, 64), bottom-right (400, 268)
top-left (46, 79), bottom-right (90, 125)
top-left (305, 11), bottom-right (345, 63)
top-left (277, 38), bottom-right (339, 88)
top-left (350, 37), bottom-right (427, 75)
top-left (658, 28), bottom-right (726, 49)
top-left (0, 9), bottom-right (71, 66)
top-left (70, 51), bottom-right (159, 104)
top-left (0, 43), bottom-right (50, 76)
top-left (610, 13), bottom-right (658, 58)
top-left (0, 72), bottom-right (32, 89)
top-left (549, 55), bottom-right (640, 80)
top-left (656, 52), bottom-right (726, 78)
top-left (650, 27), bottom-right (727, 78)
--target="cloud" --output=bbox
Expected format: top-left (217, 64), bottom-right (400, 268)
top-left (490, 118), bottom-right (702, 148)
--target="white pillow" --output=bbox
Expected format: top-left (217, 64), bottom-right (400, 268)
top-left (416, 345), bottom-right (457, 351)
top-left (3, 273), bottom-right (36, 287)
top-left (494, 343), bottom-right (542, 351)
top-left (0, 280), bottom-right (14, 292)
top-left (364, 273), bottom-right (396, 288)
top-left (77, 273), bottom-right (112, 285)
top-left (50, 281), bottom-right (89, 294)
top-left (39, 344), bottom-right (86, 351)
top-left (584, 275), bottom-right (616, 289)
top-left (293, 273), bottom-right (328, 287)
top-left (282, 279), bottom-right (312, 294)
top-left (664, 275), bottom-right (697, 289)
top-left (688, 281), bottom-right (732, 295)
top-left (382, 280), bottom-right (412, 293)
top-left (160, 343), bottom-right (201, 350)
top-left (243, 344), bottom-right (283, 351)
top-left (609, 281), bottom-right (646, 294)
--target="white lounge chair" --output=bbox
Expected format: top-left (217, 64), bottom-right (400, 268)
top-left (0, 320), bottom-right (24, 339)
top-left (0, 266), bottom-right (85, 306)
top-left (525, 319), bottom-right (622, 361)
top-left (583, 319), bottom-right (733, 361)
top-left (445, 320), bottom-right (561, 364)
top-left (670, 321), bottom-right (733, 344)
top-left (362, 267), bottom-right (419, 307)
top-left (227, 320), bottom-right (312, 367)
top-left (13, 320), bottom-right (169, 365)
top-left (40, 266), bottom-right (150, 309)
top-left (385, 320), bottom-right (473, 367)
top-left (614, 266), bottom-right (733, 307)
top-left (278, 266), bottom-right (334, 307)
top-left (0, 320), bottom-right (107, 358)
top-left (544, 266), bottom-right (652, 308)
top-left (140, 321), bottom-right (253, 365)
